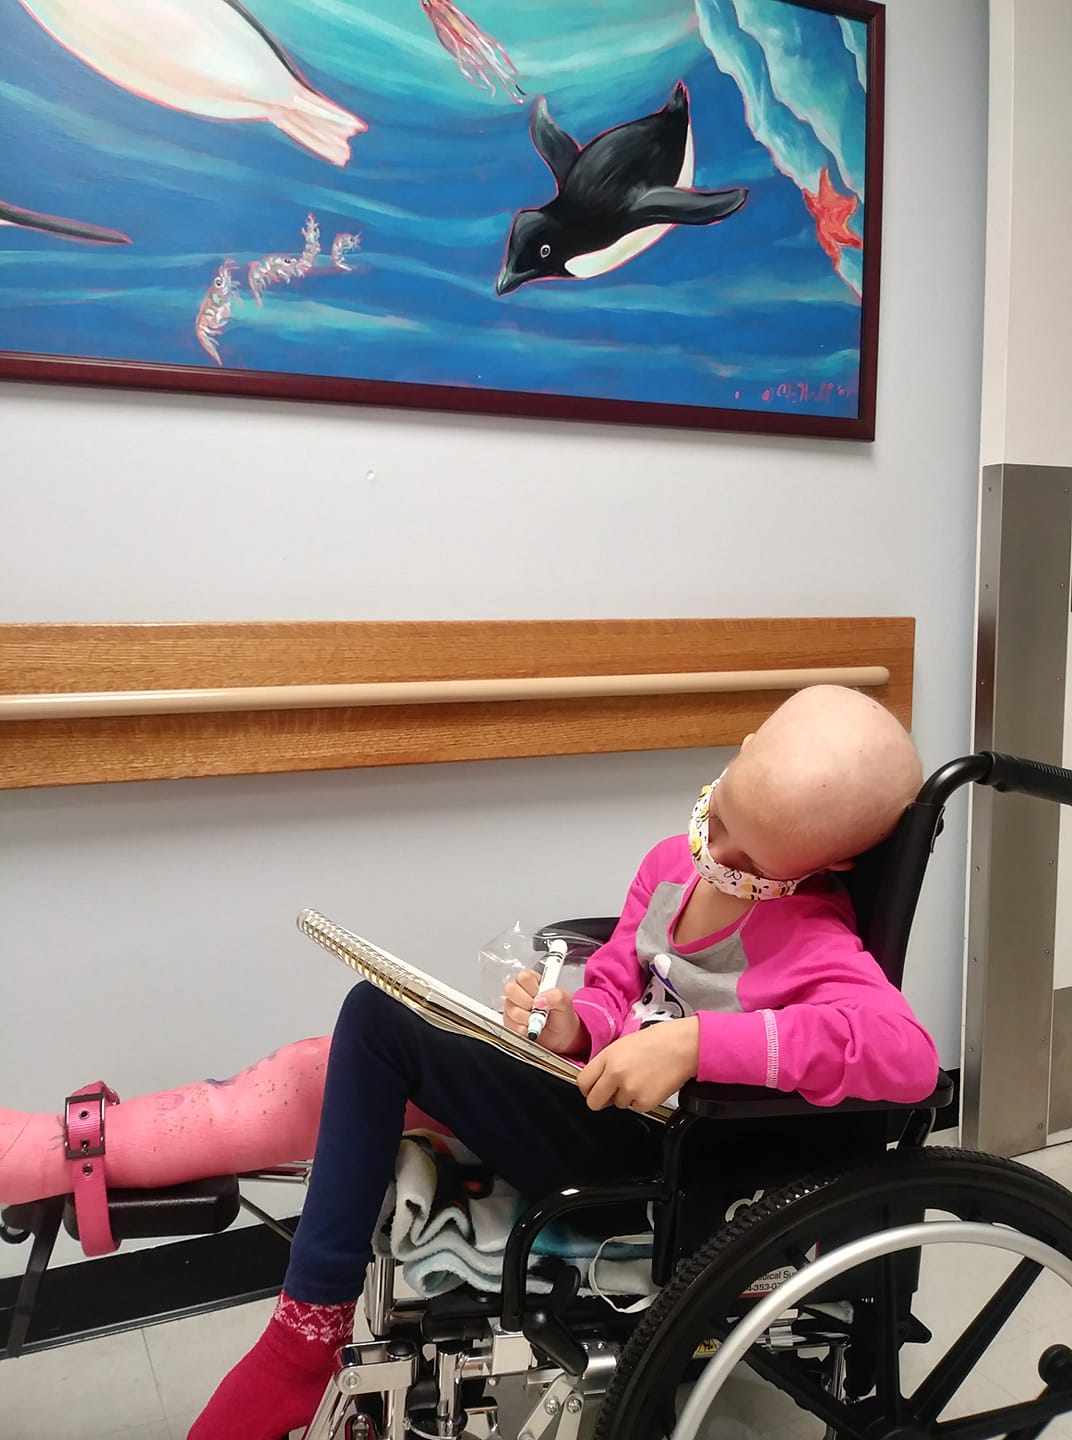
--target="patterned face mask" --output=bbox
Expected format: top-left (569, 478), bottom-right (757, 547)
top-left (687, 773), bottom-right (802, 901)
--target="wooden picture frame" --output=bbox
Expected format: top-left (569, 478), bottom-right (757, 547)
top-left (0, 0), bottom-right (885, 439)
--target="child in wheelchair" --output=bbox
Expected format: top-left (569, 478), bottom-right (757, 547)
top-left (0, 685), bottom-right (940, 1436)
top-left (174, 685), bottom-right (938, 1439)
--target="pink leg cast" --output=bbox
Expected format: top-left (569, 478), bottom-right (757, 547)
top-left (0, 1036), bottom-right (450, 1208)
top-left (0, 1037), bottom-right (330, 1207)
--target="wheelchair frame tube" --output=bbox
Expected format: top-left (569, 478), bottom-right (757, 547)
top-left (859, 755), bottom-right (989, 990)
top-left (500, 1178), bottom-right (667, 1333)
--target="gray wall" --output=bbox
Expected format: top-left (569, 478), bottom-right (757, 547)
top-left (0, 0), bottom-right (988, 1275)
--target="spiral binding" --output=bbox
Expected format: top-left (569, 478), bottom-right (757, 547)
top-left (297, 907), bottom-right (673, 1122)
top-left (298, 909), bottom-right (410, 1002)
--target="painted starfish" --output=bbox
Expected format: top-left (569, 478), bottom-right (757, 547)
top-left (802, 166), bottom-right (863, 266)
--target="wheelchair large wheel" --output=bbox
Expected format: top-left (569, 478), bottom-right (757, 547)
top-left (592, 1147), bottom-right (1072, 1440)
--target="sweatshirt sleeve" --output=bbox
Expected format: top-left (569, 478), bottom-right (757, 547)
top-left (694, 893), bottom-right (940, 1106)
top-left (568, 839), bottom-right (678, 1058)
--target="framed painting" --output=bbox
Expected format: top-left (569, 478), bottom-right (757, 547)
top-left (0, 0), bottom-right (885, 439)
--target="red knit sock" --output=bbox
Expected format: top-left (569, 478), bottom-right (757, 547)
top-left (187, 1292), bottom-right (355, 1439)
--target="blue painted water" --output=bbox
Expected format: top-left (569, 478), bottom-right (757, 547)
top-left (0, 0), bottom-right (869, 420)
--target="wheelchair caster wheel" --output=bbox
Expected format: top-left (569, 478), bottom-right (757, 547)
top-left (0, 1221), bottom-right (31, 1245)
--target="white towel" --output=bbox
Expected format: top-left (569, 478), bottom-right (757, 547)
top-left (374, 1131), bottom-right (655, 1302)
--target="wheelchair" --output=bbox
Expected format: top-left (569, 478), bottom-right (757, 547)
top-left (6, 752), bottom-right (1072, 1440)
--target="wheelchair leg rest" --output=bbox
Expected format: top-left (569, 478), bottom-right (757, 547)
top-left (301, 1379), bottom-right (350, 1440)
top-left (303, 1329), bottom-right (540, 1438)
top-left (518, 1373), bottom-right (587, 1440)
top-left (3, 1196), bottom-right (64, 1359)
top-left (303, 1338), bottom-right (419, 1440)
top-left (518, 1342), bottom-right (618, 1440)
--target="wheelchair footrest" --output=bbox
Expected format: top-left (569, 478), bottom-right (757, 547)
top-left (62, 1175), bottom-right (241, 1243)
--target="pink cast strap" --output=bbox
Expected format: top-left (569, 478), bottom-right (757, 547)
top-left (64, 1082), bottom-right (121, 1257)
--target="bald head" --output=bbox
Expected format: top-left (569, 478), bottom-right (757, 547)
top-left (716, 686), bottom-right (922, 879)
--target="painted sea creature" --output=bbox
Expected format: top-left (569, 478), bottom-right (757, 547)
top-left (802, 166), bottom-right (863, 269)
top-left (247, 250), bottom-right (304, 307)
top-left (296, 211), bottom-right (321, 272)
top-left (15, 0), bottom-right (366, 165)
top-left (420, 0), bottom-right (523, 103)
top-left (496, 83), bottom-right (748, 295)
top-left (0, 197), bottom-right (129, 245)
top-left (330, 232), bottom-right (362, 271)
top-left (210, 213), bottom-right (360, 362)
top-left (195, 257), bottom-right (241, 366)
top-left (247, 210), bottom-right (319, 303)
top-left (247, 212), bottom-right (356, 304)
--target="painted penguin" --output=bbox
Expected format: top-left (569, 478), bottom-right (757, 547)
top-left (0, 199), bottom-right (129, 245)
top-left (495, 82), bottom-right (747, 295)
top-left (15, 0), bottom-right (365, 166)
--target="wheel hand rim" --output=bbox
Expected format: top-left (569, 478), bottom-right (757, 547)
top-left (672, 1221), bottom-right (1072, 1440)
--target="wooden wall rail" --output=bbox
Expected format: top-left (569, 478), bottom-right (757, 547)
top-left (1, 667), bottom-right (894, 722)
top-left (0, 618), bottom-right (914, 789)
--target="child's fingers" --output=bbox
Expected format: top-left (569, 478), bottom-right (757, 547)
top-left (513, 970), bottom-right (541, 998)
top-left (577, 1051), bottom-right (602, 1097)
top-left (531, 986), bottom-right (571, 1015)
top-left (578, 1053), bottom-right (615, 1110)
top-left (503, 1005), bottom-right (533, 1035)
top-left (503, 973), bottom-right (539, 1033)
top-left (504, 974), bottom-right (538, 1012)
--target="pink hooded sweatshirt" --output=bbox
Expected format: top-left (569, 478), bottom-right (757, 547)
top-left (569, 836), bottom-right (940, 1107)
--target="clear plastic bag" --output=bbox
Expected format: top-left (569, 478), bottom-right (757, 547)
top-left (477, 922), bottom-right (540, 1013)
top-left (477, 922), bottom-right (589, 1014)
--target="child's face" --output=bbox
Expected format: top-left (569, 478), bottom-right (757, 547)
top-left (704, 759), bottom-right (808, 881)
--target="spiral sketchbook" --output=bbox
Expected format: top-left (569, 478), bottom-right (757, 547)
top-left (297, 909), bottom-right (672, 1122)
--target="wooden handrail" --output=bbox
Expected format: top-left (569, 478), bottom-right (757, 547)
top-left (0, 666), bottom-right (891, 722)
top-left (0, 617), bottom-right (913, 788)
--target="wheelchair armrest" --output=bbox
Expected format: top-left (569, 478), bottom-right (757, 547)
top-left (677, 1071), bottom-right (954, 1120)
top-left (534, 917), bottom-right (618, 951)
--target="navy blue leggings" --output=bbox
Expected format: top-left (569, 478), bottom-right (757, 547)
top-left (284, 983), bottom-right (665, 1303)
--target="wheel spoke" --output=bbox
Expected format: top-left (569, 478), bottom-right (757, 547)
top-left (875, 1246), bottom-right (904, 1420)
top-left (935, 1390), bottom-right (1072, 1440)
top-left (911, 1258), bottom-right (1042, 1423)
top-left (743, 1346), bottom-right (870, 1440)
top-left (1005, 1420), bottom-right (1055, 1440)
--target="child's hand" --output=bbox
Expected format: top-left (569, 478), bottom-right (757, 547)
top-left (503, 970), bottom-right (585, 1054)
top-left (578, 1019), bottom-right (700, 1113)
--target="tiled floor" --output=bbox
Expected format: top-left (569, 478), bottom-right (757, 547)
top-left (0, 1296), bottom-right (278, 1440)
top-left (5, 1139), bottom-right (1072, 1440)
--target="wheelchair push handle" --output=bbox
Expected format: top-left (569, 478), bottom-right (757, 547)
top-left (981, 751), bottom-right (1072, 807)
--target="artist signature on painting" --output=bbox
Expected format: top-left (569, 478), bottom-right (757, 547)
top-left (754, 381), bottom-right (856, 406)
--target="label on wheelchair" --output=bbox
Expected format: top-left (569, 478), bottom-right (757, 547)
top-left (692, 1248), bottom-right (820, 1358)
top-left (723, 1188), bottom-right (818, 1300)
top-left (738, 1253), bottom-right (817, 1299)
